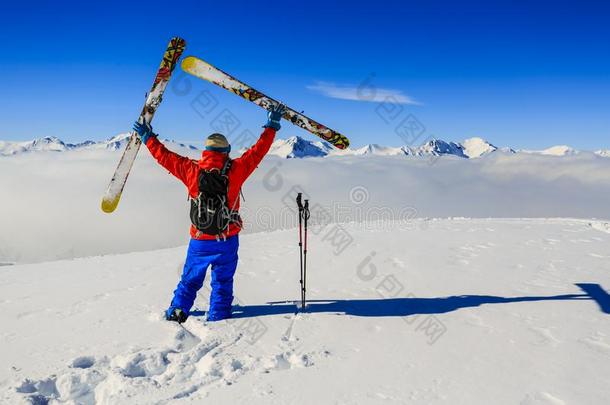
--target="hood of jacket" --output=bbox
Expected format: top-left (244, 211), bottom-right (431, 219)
top-left (198, 150), bottom-right (229, 170)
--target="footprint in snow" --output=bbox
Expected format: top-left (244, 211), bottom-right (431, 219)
top-left (71, 356), bottom-right (95, 369)
top-left (112, 350), bottom-right (170, 378)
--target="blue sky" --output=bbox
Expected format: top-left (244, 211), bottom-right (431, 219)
top-left (1, 0), bottom-right (608, 150)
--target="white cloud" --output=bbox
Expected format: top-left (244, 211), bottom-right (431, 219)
top-left (307, 81), bottom-right (421, 105)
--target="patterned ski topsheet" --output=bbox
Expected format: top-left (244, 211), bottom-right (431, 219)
top-left (181, 56), bottom-right (350, 150)
top-left (101, 37), bottom-right (186, 213)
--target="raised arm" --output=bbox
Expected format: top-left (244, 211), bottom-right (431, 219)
top-left (233, 104), bottom-right (286, 180)
top-left (133, 119), bottom-right (195, 186)
top-left (234, 127), bottom-right (277, 178)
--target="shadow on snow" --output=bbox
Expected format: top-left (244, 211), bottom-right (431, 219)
top-left (209, 283), bottom-right (609, 320)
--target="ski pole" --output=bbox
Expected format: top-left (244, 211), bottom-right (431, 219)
top-left (296, 193), bottom-right (304, 308)
top-left (302, 199), bottom-right (310, 310)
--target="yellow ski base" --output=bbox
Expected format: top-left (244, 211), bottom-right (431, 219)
top-left (181, 55), bottom-right (198, 73)
top-left (101, 194), bottom-right (121, 213)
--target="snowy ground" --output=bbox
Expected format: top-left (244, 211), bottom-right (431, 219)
top-left (1, 219), bottom-right (609, 404)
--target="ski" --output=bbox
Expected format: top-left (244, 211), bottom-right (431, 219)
top-left (181, 56), bottom-right (350, 149)
top-left (101, 37), bottom-right (186, 213)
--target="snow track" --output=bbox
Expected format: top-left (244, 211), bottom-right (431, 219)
top-left (8, 312), bottom-right (323, 404)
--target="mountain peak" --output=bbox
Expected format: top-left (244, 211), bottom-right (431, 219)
top-left (31, 136), bottom-right (64, 144)
top-left (461, 137), bottom-right (498, 158)
top-left (417, 139), bottom-right (467, 158)
top-left (268, 136), bottom-right (329, 158)
top-left (1, 134), bottom-right (606, 160)
top-left (352, 144), bottom-right (406, 156)
top-left (539, 145), bottom-right (578, 156)
top-left (28, 136), bottom-right (68, 152)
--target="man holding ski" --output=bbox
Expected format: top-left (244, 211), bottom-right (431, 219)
top-left (133, 104), bottom-right (286, 323)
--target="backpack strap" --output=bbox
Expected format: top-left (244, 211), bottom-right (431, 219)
top-left (221, 158), bottom-right (232, 176)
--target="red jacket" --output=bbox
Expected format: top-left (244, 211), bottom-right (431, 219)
top-left (146, 128), bottom-right (277, 240)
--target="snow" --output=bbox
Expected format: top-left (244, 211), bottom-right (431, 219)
top-left (539, 145), bottom-right (579, 156)
top-left (416, 139), bottom-right (467, 158)
top-left (589, 221), bottom-right (610, 234)
top-left (97, 133), bottom-right (132, 151)
top-left (0, 134), bottom-right (198, 156)
top-left (1, 219), bottom-right (609, 404)
top-left (498, 146), bottom-right (517, 154)
top-left (2, 135), bottom-right (606, 162)
top-left (0, 137), bottom-right (69, 156)
top-left (268, 136), bottom-right (330, 158)
top-left (461, 137), bottom-right (498, 158)
top-left (521, 145), bottom-right (580, 157)
top-left (351, 144), bottom-right (407, 156)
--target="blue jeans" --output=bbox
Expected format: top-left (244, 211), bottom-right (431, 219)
top-left (169, 236), bottom-right (239, 321)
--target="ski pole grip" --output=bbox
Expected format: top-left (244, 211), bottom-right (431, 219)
top-left (296, 192), bottom-right (303, 210)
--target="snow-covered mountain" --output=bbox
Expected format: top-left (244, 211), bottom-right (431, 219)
top-left (0, 134), bottom-right (198, 156)
top-left (460, 137), bottom-right (498, 158)
top-left (416, 139), bottom-right (467, 158)
top-left (0, 135), bottom-right (123, 155)
top-left (0, 136), bottom-right (70, 156)
top-left (269, 138), bottom-right (484, 159)
top-left (91, 134), bottom-right (198, 152)
top-left (99, 133), bottom-right (131, 151)
top-left (519, 145), bottom-right (580, 157)
top-left (539, 145), bottom-right (579, 156)
top-left (268, 136), bottom-right (330, 158)
top-left (267, 137), bottom-right (497, 159)
top-left (350, 144), bottom-right (407, 156)
top-left (1, 135), bottom-right (607, 160)
top-left (498, 146), bottom-right (517, 154)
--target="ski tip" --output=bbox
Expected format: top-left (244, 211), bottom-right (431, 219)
top-left (336, 139), bottom-right (349, 150)
top-left (101, 195), bottom-right (121, 214)
top-left (170, 36), bottom-right (187, 45)
top-left (181, 56), bottom-right (198, 71)
top-left (331, 136), bottom-right (349, 150)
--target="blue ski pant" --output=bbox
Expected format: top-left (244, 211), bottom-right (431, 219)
top-left (169, 236), bottom-right (239, 321)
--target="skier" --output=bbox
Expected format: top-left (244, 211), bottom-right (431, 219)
top-left (133, 104), bottom-right (286, 323)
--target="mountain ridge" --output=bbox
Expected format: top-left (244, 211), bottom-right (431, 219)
top-left (1, 134), bottom-right (607, 159)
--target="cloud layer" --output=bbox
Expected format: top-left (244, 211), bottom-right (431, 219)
top-left (2, 148), bottom-right (610, 264)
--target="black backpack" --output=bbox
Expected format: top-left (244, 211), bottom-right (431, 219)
top-left (189, 159), bottom-right (241, 237)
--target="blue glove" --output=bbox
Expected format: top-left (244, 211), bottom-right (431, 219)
top-left (133, 118), bottom-right (157, 144)
top-left (263, 103), bottom-right (286, 131)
